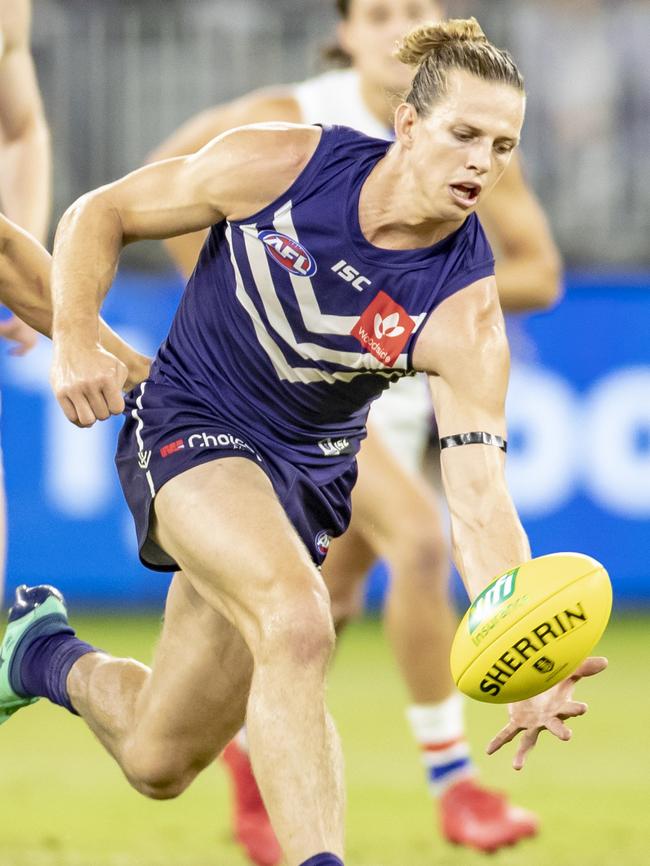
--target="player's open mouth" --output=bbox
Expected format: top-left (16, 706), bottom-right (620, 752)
top-left (449, 183), bottom-right (481, 207)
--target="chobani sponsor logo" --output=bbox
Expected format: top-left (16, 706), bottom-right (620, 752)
top-left (468, 568), bottom-right (519, 634)
top-left (479, 603), bottom-right (588, 698)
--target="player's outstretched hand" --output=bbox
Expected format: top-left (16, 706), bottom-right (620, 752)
top-left (486, 656), bottom-right (608, 770)
top-left (51, 343), bottom-right (128, 427)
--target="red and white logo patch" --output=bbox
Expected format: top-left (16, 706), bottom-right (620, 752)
top-left (350, 291), bottom-right (414, 367)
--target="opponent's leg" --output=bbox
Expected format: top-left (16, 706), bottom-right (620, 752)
top-left (152, 458), bottom-right (345, 866)
top-left (342, 427), bottom-right (456, 703)
top-left (222, 734), bottom-right (283, 866)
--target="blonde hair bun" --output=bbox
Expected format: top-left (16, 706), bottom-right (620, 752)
top-left (396, 17), bottom-right (487, 68)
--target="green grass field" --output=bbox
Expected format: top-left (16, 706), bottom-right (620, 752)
top-left (0, 613), bottom-right (647, 866)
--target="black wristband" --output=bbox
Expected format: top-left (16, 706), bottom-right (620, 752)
top-left (439, 432), bottom-right (507, 453)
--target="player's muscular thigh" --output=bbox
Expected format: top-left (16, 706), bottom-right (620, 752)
top-left (151, 458), bottom-right (334, 662)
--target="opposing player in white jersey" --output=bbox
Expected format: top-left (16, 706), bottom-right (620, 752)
top-left (148, 1), bottom-right (561, 861)
top-left (0, 0), bottom-right (51, 600)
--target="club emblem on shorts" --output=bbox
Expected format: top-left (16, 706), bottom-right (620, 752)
top-left (533, 656), bottom-right (555, 674)
top-left (258, 230), bottom-right (317, 277)
top-left (315, 530), bottom-right (332, 556)
top-left (350, 291), bottom-right (414, 367)
top-left (137, 450), bottom-right (152, 470)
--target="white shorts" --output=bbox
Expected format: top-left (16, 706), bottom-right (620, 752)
top-left (367, 374), bottom-right (432, 474)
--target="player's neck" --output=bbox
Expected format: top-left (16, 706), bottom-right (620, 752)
top-left (359, 76), bottom-right (396, 130)
top-left (358, 151), bottom-right (465, 250)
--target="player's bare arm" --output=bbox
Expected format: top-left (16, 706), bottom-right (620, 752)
top-left (478, 154), bottom-right (562, 311)
top-left (0, 0), bottom-right (51, 244)
top-left (413, 276), bottom-right (528, 596)
top-left (148, 88), bottom-right (302, 278)
top-left (51, 124), bottom-right (322, 427)
top-left (0, 0), bottom-right (51, 355)
top-left (0, 214), bottom-right (151, 388)
top-left (413, 276), bottom-right (606, 767)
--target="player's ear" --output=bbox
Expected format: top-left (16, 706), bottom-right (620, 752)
top-left (394, 103), bottom-right (418, 149)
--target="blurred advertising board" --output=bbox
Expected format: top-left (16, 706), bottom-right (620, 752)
top-left (1, 271), bottom-right (648, 607)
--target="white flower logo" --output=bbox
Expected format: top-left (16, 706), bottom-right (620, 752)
top-left (374, 312), bottom-right (405, 340)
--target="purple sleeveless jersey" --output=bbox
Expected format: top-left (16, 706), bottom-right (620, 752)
top-left (116, 126), bottom-right (495, 570)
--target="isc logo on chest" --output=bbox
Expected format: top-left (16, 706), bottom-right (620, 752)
top-left (331, 259), bottom-right (372, 291)
top-left (258, 230), bottom-right (317, 277)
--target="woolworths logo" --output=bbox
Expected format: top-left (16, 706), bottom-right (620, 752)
top-left (468, 568), bottom-right (519, 633)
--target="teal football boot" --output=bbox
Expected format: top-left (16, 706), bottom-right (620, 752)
top-left (0, 585), bottom-right (69, 725)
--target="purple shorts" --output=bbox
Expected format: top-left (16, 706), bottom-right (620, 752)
top-left (115, 380), bottom-right (356, 571)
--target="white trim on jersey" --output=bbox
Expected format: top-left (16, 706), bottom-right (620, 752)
top-left (240, 220), bottom-right (369, 368)
top-left (226, 205), bottom-right (417, 385)
top-left (274, 203), bottom-right (427, 339)
top-left (273, 201), bottom-right (360, 334)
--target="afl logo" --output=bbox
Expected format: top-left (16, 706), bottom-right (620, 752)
top-left (315, 530), bottom-right (332, 557)
top-left (258, 230), bottom-right (317, 277)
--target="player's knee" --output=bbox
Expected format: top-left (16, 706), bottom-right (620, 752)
top-left (123, 746), bottom-right (194, 801)
top-left (257, 589), bottom-right (335, 672)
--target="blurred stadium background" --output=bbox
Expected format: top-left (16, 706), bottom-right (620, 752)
top-left (0, 1), bottom-right (648, 864)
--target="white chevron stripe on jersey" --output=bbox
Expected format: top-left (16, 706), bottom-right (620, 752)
top-left (226, 225), bottom-right (397, 385)
top-left (274, 201), bottom-right (428, 339)
top-left (241, 222), bottom-right (391, 371)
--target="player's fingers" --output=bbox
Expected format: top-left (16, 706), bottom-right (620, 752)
top-left (513, 728), bottom-right (540, 771)
top-left (59, 395), bottom-right (81, 426)
top-left (571, 657), bottom-right (608, 682)
top-left (546, 717), bottom-right (572, 741)
top-left (85, 389), bottom-right (112, 422)
top-left (486, 723), bottom-right (521, 755)
top-left (68, 393), bottom-right (98, 428)
top-left (558, 700), bottom-right (588, 719)
top-left (101, 383), bottom-right (126, 416)
top-left (9, 340), bottom-right (36, 358)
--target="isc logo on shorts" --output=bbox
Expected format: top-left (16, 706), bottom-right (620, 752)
top-left (350, 290), bottom-right (414, 367)
top-left (258, 230), bottom-right (317, 277)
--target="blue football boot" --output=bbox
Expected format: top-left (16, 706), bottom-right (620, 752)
top-left (0, 584), bottom-right (69, 725)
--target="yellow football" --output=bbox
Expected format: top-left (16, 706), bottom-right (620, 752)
top-left (450, 553), bottom-right (612, 704)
